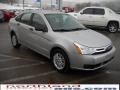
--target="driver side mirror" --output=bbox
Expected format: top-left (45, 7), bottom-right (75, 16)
top-left (80, 12), bottom-right (84, 15)
top-left (35, 24), bottom-right (48, 32)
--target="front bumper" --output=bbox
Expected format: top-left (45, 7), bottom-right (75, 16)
top-left (69, 46), bottom-right (116, 70)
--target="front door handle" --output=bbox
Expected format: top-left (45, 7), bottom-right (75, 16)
top-left (29, 28), bottom-right (33, 31)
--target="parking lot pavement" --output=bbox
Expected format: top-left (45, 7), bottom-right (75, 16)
top-left (0, 22), bottom-right (120, 84)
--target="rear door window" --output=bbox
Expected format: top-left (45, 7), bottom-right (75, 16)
top-left (93, 8), bottom-right (105, 15)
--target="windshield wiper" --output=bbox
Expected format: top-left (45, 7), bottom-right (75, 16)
top-left (53, 28), bottom-right (87, 32)
top-left (71, 28), bottom-right (87, 30)
top-left (53, 29), bottom-right (70, 32)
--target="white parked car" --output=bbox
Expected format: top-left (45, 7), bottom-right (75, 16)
top-left (69, 7), bottom-right (120, 32)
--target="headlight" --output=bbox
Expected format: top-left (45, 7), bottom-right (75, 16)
top-left (74, 42), bottom-right (95, 55)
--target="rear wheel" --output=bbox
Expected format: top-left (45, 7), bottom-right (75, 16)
top-left (51, 49), bottom-right (70, 72)
top-left (108, 22), bottom-right (118, 33)
top-left (11, 33), bottom-right (21, 48)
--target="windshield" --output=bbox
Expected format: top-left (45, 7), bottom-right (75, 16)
top-left (45, 13), bottom-right (86, 32)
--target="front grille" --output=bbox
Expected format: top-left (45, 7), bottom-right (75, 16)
top-left (92, 45), bottom-right (112, 55)
top-left (84, 57), bottom-right (113, 69)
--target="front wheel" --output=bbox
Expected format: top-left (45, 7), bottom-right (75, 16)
top-left (108, 22), bottom-right (118, 33)
top-left (11, 34), bottom-right (21, 48)
top-left (51, 49), bottom-right (70, 72)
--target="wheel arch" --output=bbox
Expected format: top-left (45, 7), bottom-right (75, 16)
top-left (107, 20), bottom-right (119, 28)
top-left (50, 46), bottom-right (70, 61)
top-left (50, 46), bottom-right (71, 72)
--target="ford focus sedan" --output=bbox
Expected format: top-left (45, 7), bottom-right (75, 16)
top-left (9, 10), bottom-right (116, 72)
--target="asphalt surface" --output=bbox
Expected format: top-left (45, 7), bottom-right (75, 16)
top-left (0, 22), bottom-right (120, 84)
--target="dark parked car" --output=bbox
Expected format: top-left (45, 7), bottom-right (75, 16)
top-left (0, 10), bottom-right (4, 22)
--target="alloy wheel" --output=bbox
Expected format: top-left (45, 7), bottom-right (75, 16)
top-left (53, 53), bottom-right (66, 70)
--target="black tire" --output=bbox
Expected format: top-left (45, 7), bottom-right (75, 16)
top-left (11, 33), bottom-right (21, 48)
top-left (51, 49), bottom-right (70, 72)
top-left (0, 19), bottom-right (3, 23)
top-left (2, 18), bottom-right (4, 22)
top-left (108, 22), bottom-right (118, 33)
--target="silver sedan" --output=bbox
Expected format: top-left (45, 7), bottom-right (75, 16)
top-left (9, 10), bottom-right (116, 72)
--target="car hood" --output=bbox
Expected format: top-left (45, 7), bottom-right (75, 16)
top-left (54, 30), bottom-right (111, 48)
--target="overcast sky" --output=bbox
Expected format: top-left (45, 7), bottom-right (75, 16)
top-left (18, 0), bottom-right (117, 5)
top-left (22, 0), bottom-right (117, 3)
top-left (63, 0), bottom-right (93, 2)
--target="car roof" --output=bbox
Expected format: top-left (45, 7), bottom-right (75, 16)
top-left (85, 6), bottom-right (107, 9)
